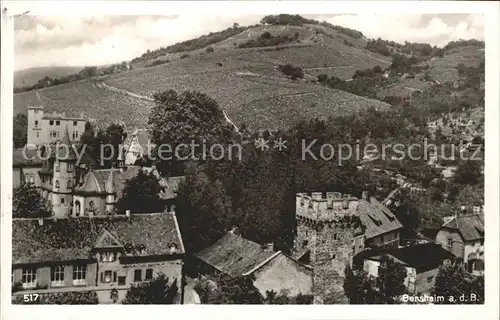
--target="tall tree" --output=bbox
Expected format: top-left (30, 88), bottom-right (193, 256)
top-left (123, 274), bottom-right (178, 304)
top-left (116, 170), bottom-right (164, 214)
top-left (432, 262), bottom-right (484, 304)
top-left (13, 113), bottom-right (28, 149)
top-left (207, 275), bottom-right (263, 304)
top-left (376, 256), bottom-right (407, 303)
top-left (13, 183), bottom-right (52, 218)
top-left (453, 159), bottom-right (483, 186)
top-left (175, 163), bottom-right (233, 253)
top-left (148, 89), bottom-right (235, 176)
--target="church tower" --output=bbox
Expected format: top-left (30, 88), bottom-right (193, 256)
top-left (51, 125), bottom-right (77, 217)
top-left (105, 168), bottom-right (116, 214)
top-left (294, 192), bottom-right (365, 304)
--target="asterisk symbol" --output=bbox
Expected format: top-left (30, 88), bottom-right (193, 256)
top-left (273, 137), bottom-right (287, 151)
top-left (254, 137), bottom-right (269, 151)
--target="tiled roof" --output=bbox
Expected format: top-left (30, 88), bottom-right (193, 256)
top-left (12, 213), bottom-right (185, 264)
top-left (79, 167), bottom-right (142, 198)
top-left (75, 170), bottom-right (103, 193)
top-left (364, 243), bottom-right (455, 268)
top-left (195, 232), bottom-right (276, 277)
top-left (442, 214), bottom-right (484, 241)
top-left (56, 125), bottom-right (78, 160)
top-left (355, 197), bottom-right (403, 240)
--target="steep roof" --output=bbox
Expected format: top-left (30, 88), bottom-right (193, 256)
top-left (356, 196), bottom-right (403, 239)
top-left (75, 170), bottom-right (103, 194)
top-left (442, 214), bottom-right (484, 241)
top-left (364, 243), bottom-right (455, 268)
top-left (195, 232), bottom-right (277, 277)
top-left (56, 125), bottom-right (78, 160)
top-left (76, 166), bottom-right (142, 198)
top-left (12, 213), bottom-right (185, 264)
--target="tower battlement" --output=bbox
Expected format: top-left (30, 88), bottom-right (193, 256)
top-left (296, 192), bottom-right (359, 221)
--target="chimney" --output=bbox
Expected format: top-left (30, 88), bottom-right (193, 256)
top-left (311, 192), bottom-right (322, 200)
top-left (266, 243), bottom-right (274, 252)
top-left (342, 198), bottom-right (349, 210)
top-left (169, 244), bottom-right (177, 254)
top-left (125, 209), bottom-right (131, 217)
top-left (38, 218), bottom-right (44, 226)
top-left (229, 226), bottom-right (240, 235)
top-left (362, 191), bottom-right (369, 201)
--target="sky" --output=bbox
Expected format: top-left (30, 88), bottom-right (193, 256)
top-left (13, 13), bottom-right (484, 71)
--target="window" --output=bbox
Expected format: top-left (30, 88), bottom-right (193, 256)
top-left (73, 121), bottom-right (78, 126)
top-left (73, 264), bottom-right (87, 285)
top-left (56, 120), bottom-right (60, 126)
top-left (113, 272), bottom-right (117, 283)
top-left (50, 120), bottom-right (54, 125)
top-left (100, 252), bottom-right (115, 262)
top-left (73, 131), bottom-right (79, 139)
top-left (134, 269), bottom-right (142, 282)
top-left (35, 120), bottom-right (38, 127)
top-left (75, 200), bottom-right (81, 216)
top-left (61, 198), bottom-right (65, 204)
top-left (101, 270), bottom-right (113, 283)
top-left (67, 163), bottom-right (73, 172)
top-left (51, 266), bottom-right (65, 286)
top-left (333, 233), bottom-right (337, 240)
top-left (145, 269), bottom-right (153, 280)
top-left (302, 240), bottom-right (308, 247)
top-left (427, 276), bottom-right (434, 283)
top-left (332, 254), bottom-right (336, 259)
top-left (36, 132), bottom-right (40, 138)
top-left (67, 180), bottom-right (72, 188)
top-left (118, 276), bottom-right (126, 285)
top-left (55, 180), bottom-right (60, 189)
top-left (447, 238), bottom-right (453, 248)
top-left (55, 163), bottom-right (60, 172)
top-left (22, 268), bottom-right (36, 288)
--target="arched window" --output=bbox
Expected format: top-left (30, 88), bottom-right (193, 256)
top-left (75, 200), bottom-right (81, 216)
top-left (55, 180), bottom-right (60, 188)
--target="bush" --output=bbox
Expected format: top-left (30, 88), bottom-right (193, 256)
top-left (317, 74), bottom-right (328, 83)
top-left (278, 64), bottom-right (304, 79)
top-left (206, 46), bottom-right (215, 53)
top-left (180, 54), bottom-right (190, 59)
top-left (239, 32), bottom-right (295, 48)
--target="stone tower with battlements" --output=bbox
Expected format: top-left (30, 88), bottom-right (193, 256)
top-left (294, 192), bottom-right (366, 304)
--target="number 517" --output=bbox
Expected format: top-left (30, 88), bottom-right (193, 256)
top-left (23, 293), bottom-right (39, 303)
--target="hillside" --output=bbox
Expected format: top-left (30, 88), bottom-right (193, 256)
top-left (13, 17), bottom-right (484, 132)
top-left (14, 66), bottom-right (83, 87)
top-left (14, 21), bottom-right (393, 131)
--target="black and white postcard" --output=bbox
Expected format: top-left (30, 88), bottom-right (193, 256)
top-left (1, 1), bottom-right (499, 320)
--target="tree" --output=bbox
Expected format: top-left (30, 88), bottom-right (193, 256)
top-left (13, 183), bottom-right (52, 218)
top-left (13, 113), bottom-right (28, 149)
top-left (123, 274), bottom-right (178, 304)
top-left (207, 275), bottom-right (263, 304)
top-left (317, 74), bottom-right (328, 83)
top-left (453, 159), bottom-right (483, 186)
top-left (432, 263), bottom-right (484, 304)
top-left (116, 170), bottom-right (164, 214)
top-left (148, 89), bottom-right (235, 176)
top-left (376, 256), bottom-right (407, 303)
top-left (175, 164), bottom-right (233, 253)
top-left (343, 264), bottom-right (378, 304)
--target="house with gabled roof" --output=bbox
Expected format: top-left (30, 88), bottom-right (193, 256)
top-left (12, 212), bottom-right (185, 303)
top-left (194, 231), bottom-right (313, 297)
top-left (362, 243), bottom-right (455, 294)
top-left (435, 213), bottom-right (484, 275)
top-left (123, 128), bottom-right (153, 166)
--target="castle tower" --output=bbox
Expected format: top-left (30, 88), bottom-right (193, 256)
top-left (26, 106), bottom-right (45, 147)
top-left (51, 125), bottom-right (77, 217)
top-left (105, 168), bottom-right (116, 214)
top-left (294, 192), bottom-right (365, 304)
